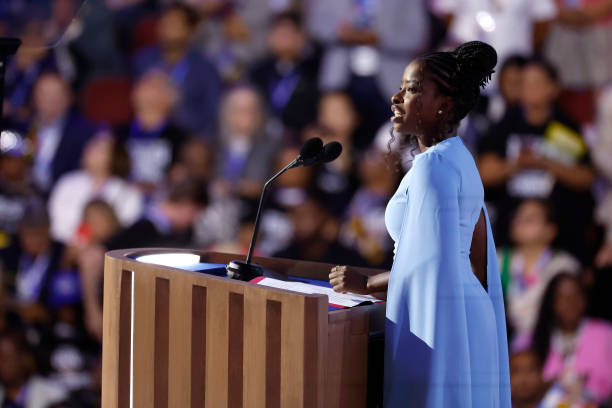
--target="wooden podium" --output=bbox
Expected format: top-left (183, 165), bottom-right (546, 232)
top-left (101, 249), bottom-right (385, 408)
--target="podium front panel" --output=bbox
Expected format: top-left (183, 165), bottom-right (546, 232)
top-left (102, 249), bottom-right (384, 408)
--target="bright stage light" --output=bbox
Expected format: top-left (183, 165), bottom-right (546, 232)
top-left (135, 253), bottom-right (201, 267)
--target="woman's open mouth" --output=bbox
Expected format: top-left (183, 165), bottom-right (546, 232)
top-left (391, 105), bottom-right (404, 122)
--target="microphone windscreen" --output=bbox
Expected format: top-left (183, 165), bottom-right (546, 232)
top-left (299, 137), bottom-right (323, 160)
top-left (321, 141), bottom-right (342, 163)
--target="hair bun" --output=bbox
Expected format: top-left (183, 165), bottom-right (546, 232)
top-left (453, 41), bottom-right (498, 89)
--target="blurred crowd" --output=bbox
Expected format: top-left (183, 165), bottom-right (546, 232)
top-left (1, 0), bottom-right (612, 407)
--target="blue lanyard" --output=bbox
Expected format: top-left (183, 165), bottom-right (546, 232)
top-left (168, 57), bottom-right (190, 87)
top-left (268, 68), bottom-right (301, 115)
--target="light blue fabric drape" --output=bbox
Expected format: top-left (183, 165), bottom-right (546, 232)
top-left (384, 136), bottom-right (511, 407)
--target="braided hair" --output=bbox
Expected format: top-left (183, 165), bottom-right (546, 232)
top-left (388, 41), bottom-right (497, 169)
top-left (420, 41), bottom-right (497, 130)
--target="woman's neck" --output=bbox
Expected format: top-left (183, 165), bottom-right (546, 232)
top-left (136, 111), bottom-right (168, 131)
top-left (557, 320), bottom-right (581, 336)
top-left (524, 104), bottom-right (553, 126)
top-left (518, 245), bottom-right (548, 268)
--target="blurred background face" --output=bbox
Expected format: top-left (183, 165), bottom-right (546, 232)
top-left (499, 64), bottom-right (523, 105)
top-left (553, 277), bottom-right (586, 331)
top-left (158, 8), bottom-right (194, 51)
top-left (132, 71), bottom-right (177, 118)
top-left (82, 135), bottom-right (113, 177)
top-left (33, 74), bottom-right (71, 123)
top-left (276, 147), bottom-right (312, 188)
top-left (268, 19), bottom-right (304, 61)
top-left (222, 88), bottom-right (263, 137)
top-left (19, 225), bottom-right (51, 257)
top-left (15, 21), bottom-right (47, 69)
top-left (0, 156), bottom-right (28, 184)
top-left (510, 201), bottom-right (556, 247)
top-left (318, 93), bottom-right (358, 141)
top-left (83, 204), bottom-right (120, 243)
top-left (179, 139), bottom-right (213, 182)
top-left (521, 65), bottom-right (558, 109)
top-left (52, 0), bottom-right (76, 29)
top-left (291, 199), bottom-right (326, 241)
top-left (358, 148), bottom-right (395, 190)
top-left (510, 351), bottom-right (543, 403)
top-left (0, 337), bottom-right (26, 387)
top-left (169, 201), bottom-right (201, 231)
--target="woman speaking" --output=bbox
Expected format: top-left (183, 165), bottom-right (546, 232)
top-left (329, 41), bottom-right (511, 407)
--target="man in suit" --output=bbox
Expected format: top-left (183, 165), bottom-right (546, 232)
top-left (30, 72), bottom-right (93, 194)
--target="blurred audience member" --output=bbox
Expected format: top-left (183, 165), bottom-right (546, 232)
top-left (257, 144), bottom-right (314, 255)
top-left (249, 11), bottom-right (320, 132)
top-left (499, 199), bottom-right (580, 336)
top-left (48, 130), bottom-right (142, 244)
top-left (192, 1), bottom-right (252, 83)
top-left (431, 0), bottom-right (557, 88)
top-left (307, 0), bottom-right (429, 123)
top-left (78, 200), bottom-right (122, 247)
top-left (339, 147), bottom-right (397, 268)
top-left (132, 3), bottom-right (221, 133)
top-left (170, 137), bottom-right (215, 185)
top-left (0, 204), bottom-right (65, 315)
top-left (0, 328), bottom-right (67, 408)
top-left (546, 0), bottom-right (612, 89)
top-left (124, 70), bottom-right (186, 191)
top-left (29, 72), bottom-right (93, 194)
top-left (311, 92), bottom-right (360, 216)
top-left (77, 180), bottom-right (207, 339)
top-left (462, 55), bottom-right (527, 151)
top-left (70, 200), bottom-right (123, 341)
top-left (231, 0), bottom-right (295, 64)
top-left (525, 273), bottom-right (612, 405)
top-left (213, 85), bottom-right (280, 200)
top-left (273, 195), bottom-right (366, 266)
top-left (509, 349), bottom-right (547, 408)
top-left (477, 58), bottom-right (595, 259)
top-left (0, 130), bottom-right (37, 243)
top-left (593, 86), bottom-right (612, 268)
top-left (105, 178), bottom-right (208, 250)
top-left (3, 20), bottom-right (57, 126)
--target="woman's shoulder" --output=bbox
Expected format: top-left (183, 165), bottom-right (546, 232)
top-left (582, 318), bottom-right (612, 340)
top-left (410, 148), bottom-right (461, 192)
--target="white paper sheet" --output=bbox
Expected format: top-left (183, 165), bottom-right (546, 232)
top-left (253, 277), bottom-right (381, 308)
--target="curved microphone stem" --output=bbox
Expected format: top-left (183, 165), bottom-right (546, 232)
top-left (245, 159), bottom-right (298, 264)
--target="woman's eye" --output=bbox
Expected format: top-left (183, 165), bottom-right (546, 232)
top-left (408, 87), bottom-right (418, 93)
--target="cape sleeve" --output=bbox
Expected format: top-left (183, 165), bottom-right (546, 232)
top-left (483, 205), bottom-right (512, 406)
top-left (384, 151), bottom-right (472, 407)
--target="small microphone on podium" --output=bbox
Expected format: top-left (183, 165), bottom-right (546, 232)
top-left (226, 138), bottom-right (342, 281)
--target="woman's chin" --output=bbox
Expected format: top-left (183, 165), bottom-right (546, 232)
top-left (391, 119), bottom-right (406, 132)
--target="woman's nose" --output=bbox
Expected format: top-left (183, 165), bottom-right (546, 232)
top-left (391, 91), bottom-right (402, 105)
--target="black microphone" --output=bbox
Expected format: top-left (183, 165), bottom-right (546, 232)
top-left (298, 141), bottom-right (343, 167)
top-left (226, 138), bottom-right (324, 281)
top-left (320, 141), bottom-right (343, 163)
top-left (290, 137), bottom-right (323, 168)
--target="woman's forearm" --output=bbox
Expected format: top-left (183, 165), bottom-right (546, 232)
top-left (545, 161), bottom-right (595, 191)
top-left (477, 153), bottom-right (516, 187)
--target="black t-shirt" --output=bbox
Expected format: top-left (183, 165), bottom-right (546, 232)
top-left (477, 107), bottom-right (595, 259)
top-left (478, 107), bottom-right (592, 201)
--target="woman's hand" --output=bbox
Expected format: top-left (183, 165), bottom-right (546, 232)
top-left (329, 265), bottom-right (369, 294)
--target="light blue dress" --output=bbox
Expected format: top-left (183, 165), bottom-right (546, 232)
top-left (384, 136), bottom-right (511, 407)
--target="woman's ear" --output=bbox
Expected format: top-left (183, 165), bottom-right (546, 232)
top-left (435, 97), bottom-right (453, 119)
